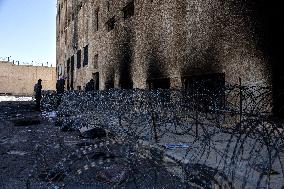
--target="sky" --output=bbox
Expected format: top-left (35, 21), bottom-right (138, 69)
top-left (0, 0), bottom-right (57, 66)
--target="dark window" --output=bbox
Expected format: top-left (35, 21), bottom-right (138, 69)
top-left (123, 1), bottom-right (134, 20)
top-left (77, 49), bottom-right (81, 69)
top-left (94, 54), bottom-right (98, 69)
top-left (77, 1), bottom-right (83, 12)
top-left (106, 16), bottom-right (116, 32)
top-left (147, 78), bottom-right (170, 89)
top-left (83, 45), bottom-right (89, 67)
top-left (94, 9), bottom-right (99, 31)
top-left (67, 59), bottom-right (70, 90)
top-left (67, 59), bottom-right (70, 74)
top-left (71, 12), bottom-right (74, 21)
top-left (70, 56), bottom-right (75, 90)
top-left (77, 86), bottom-right (81, 90)
top-left (107, 1), bottom-right (110, 11)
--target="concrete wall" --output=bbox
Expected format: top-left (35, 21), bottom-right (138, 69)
top-left (0, 61), bottom-right (56, 96)
top-left (56, 0), bottom-right (272, 90)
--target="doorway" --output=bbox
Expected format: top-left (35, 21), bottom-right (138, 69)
top-left (92, 72), bottom-right (100, 90)
top-left (147, 78), bottom-right (170, 89)
top-left (71, 56), bottom-right (75, 90)
top-left (182, 73), bottom-right (225, 110)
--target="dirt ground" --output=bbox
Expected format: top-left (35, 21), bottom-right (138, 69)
top-left (0, 101), bottom-right (187, 189)
top-left (0, 101), bottom-right (76, 188)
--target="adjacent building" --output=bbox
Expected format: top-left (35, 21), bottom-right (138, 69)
top-left (0, 61), bottom-right (56, 96)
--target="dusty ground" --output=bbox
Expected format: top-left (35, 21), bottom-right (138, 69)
top-left (0, 101), bottom-right (75, 188)
top-left (0, 101), bottom-right (186, 189)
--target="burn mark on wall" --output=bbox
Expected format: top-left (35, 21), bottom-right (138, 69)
top-left (181, 44), bottom-right (221, 78)
top-left (146, 48), bottom-right (170, 89)
top-left (72, 0), bottom-right (79, 50)
top-left (56, 0), bottom-right (283, 116)
top-left (118, 41), bottom-right (133, 89)
top-left (242, 0), bottom-right (284, 117)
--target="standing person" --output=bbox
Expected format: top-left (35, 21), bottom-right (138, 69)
top-left (56, 77), bottom-right (65, 107)
top-left (56, 77), bottom-right (65, 94)
top-left (85, 79), bottom-right (95, 91)
top-left (34, 79), bottom-right (42, 111)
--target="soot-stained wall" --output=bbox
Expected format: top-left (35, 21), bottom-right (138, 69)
top-left (56, 0), bottom-right (281, 91)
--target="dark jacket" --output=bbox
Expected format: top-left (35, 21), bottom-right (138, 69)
top-left (85, 80), bottom-right (95, 91)
top-left (56, 79), bottom-right (65, 94)
top-left (34, 83), bottom-right (42, 99)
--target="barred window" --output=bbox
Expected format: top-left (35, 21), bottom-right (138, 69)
top-left (83, 45), bottom-right (89, 67)
top-left (77, 49), bottom-right (81, 69)
top-left (106, 16), bottom-right (116, 32)
top-left (94, 9), bottom-right (99, 31)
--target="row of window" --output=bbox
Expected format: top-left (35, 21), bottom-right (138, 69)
top-left (75, 45), bottom-right (88, 69)
top-left (106, 1), bottom-right (134, 32)
top-left (58, 1), bottom-right (134, 35)
top-left (65, 48), bottom-right (99, 75)
top-left (74, 45), bottom-right (99, 70)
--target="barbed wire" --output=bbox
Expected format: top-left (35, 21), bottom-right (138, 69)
top-left (37, 81), bottom-right (284, 188)
top-left (0, 58), bottom-right (54, 67)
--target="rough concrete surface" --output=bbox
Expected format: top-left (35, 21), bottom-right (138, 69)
top-left (0, 61), bottom-right (56, 96)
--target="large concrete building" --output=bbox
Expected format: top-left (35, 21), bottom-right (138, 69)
top-left (0, 61), bottom-right (56, 96)
top-left (56, 0), bottom-right (283, 112)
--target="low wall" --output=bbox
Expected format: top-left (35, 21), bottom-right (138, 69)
top-left (0, 61), bottom-right (56, 96)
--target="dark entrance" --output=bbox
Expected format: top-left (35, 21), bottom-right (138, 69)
top-left (147, 78), bottom-right (170, 89)
top-left (92, 72), bottom-right (100, 90)
top-left (105, 78), bottom-right (114, 90)
top-left (182, 73), bottom-right (225, 110)
top-left (70, 56), bottom-right (75, 90)
top-left (273, 72), bottom-right (284, 118)
top-left (119, 39), bottom-right (133, 89)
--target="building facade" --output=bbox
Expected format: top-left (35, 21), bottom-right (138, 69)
top-left (56, 0), bottom-right (282, 91)
top-left (0, 61), bottom-right (56, 96)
